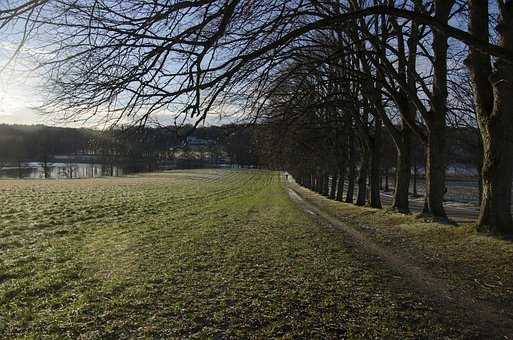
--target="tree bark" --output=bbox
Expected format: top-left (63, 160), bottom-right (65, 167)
top-left (336, 167), bottom-right (346, 201)
top-left (467, 0), bottom-right (513, 234)
top-left (386, 94), bottom-right (413, 213)
top-left (478, 96), bottom-right (513, 233)
top-left (356, 148), bottom-right (369, 206)
top-left (477, 134), bottom-right (484, 206)
top-left (345, 158), bottom-right (356, 203)
top-left (17, 160), bottom-right (22, 179)
top-left (323, 172), bottom-right (330, 196)
top-left (369, 119), bottom-right (382, 208)
top-left (422, 0), bottom-right (452, 220)
top-left (330, 173), bottom-right (338, 199)
top-left (478, 13), bottom-right (513, 233)
top-left (412, 149), bottom-right (418, 197)
top-left (392, 138), bottom-right (411, 213)
top-left (424, 125), bottom-right (447, 218)
top-left (423, 150), bottom-right (430, 214)
top-left (318, 174), bottom-right (324, 194)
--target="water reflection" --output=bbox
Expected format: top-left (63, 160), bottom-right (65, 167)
top-left (0, 162), bottom-right (124, 179)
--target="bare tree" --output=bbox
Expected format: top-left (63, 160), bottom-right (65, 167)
top-left (466, 0), bottom-right (513, 233)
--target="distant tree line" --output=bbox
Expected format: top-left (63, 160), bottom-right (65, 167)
top-left (0, 124), bottom-right (259, 171)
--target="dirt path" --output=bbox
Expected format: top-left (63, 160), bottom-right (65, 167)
top-left (286, 183), bottom-right (513, 338)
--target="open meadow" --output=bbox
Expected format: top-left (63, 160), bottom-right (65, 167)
top-left (1, 170), bottom-right (512, 338)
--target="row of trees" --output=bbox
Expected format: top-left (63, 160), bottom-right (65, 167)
top-left (1, 1), bottom-right (512, 233)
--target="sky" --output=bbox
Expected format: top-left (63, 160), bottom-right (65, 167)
top-left (0, 0), bottom-right (484, 128)
top-left (0, 56), bottom-right (237, 128)
top-left (0, 49), bottom-right (240, 128)
top-left (0, 44), bottom-right (47, 126)
top-left (0, 2), bottom-right (249, 129)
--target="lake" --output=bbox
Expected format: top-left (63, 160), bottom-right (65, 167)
top-left (0, 162), bottom-right (124, 179)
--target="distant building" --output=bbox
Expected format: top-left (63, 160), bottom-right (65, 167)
top-left (168, 136), bottom-right (217, 152)
top-left (184, 136), bottom-right (216, 147)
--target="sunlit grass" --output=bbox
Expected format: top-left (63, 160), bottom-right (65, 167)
top-left (291, 182), bottom-right (513, 314)
top-left (0, 170), bottom-right (489, 337)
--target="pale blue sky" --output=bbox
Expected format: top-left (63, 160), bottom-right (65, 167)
top-left (0, 55), bottom-right (237, 128)
top-left (0, 43), bottom-right (47, 125)
top-left (0, 45), bottom-right (240, 128)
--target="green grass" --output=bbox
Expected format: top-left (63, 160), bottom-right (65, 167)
top-left (0, 170), bottom-right (493, 338)
top-left (291, 181), bottom-right (513, 319)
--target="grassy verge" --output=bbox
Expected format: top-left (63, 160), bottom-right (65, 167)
top-left (291, 181), bottom-right (513, 320)
top-left (0, 170), bottom-right (500, 337)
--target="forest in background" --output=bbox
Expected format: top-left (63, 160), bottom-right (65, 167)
top-left (0, 123), bottom-right (480, 178)
top-left (0, 123), bottom-right (259, 171)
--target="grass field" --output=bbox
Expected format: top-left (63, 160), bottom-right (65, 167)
top-left (0, 170), bottom-right (506, 338)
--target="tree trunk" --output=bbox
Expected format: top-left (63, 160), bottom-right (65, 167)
top-left (478, 168), bottom-right (483, 207)
top-left (466, 0), bottom-right (513, 234)
top-left (369, 123), bottom-right (382, 208)
top-left (323, 172), bottom-right (330, 196)
top-left (316, 174), bottom-right (322, 194)
top-left (330, 174), bottom-right (338, 199)
top-left (336, 168), bottom-right (346, 201)
top-left (42, 157), bottom-right (50, 179)
top-left (346, 164), bottom-right (355, 204)
top-left (345, 137), bottom-right (356, 204)
top-left (326, 173), bottom-right (331, 196)
top-left (422, 0), bottom-right (452, 220)
top-left (385, 91), bottom-right (413, 213)
top-left (478, 4), bottom-right (513, 233)
top-left (392, 140), bottom-right (411, 213)
top-left (477, 134), bottom-right (484, 206)
top-left (413, 150), bottom-right (418, 197)
top-left (384, 171), bottom-right (389, 192)
top-left (422, 150), bottom-right (430, 214)
top-left (479, 116), bottom-right (513, 233)
top-left (425, 126), bottom-right (447, 218)
top-left (17, 160), bottom-right (22, 179)
top-left (356, 150), bottom-right (369, 206)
